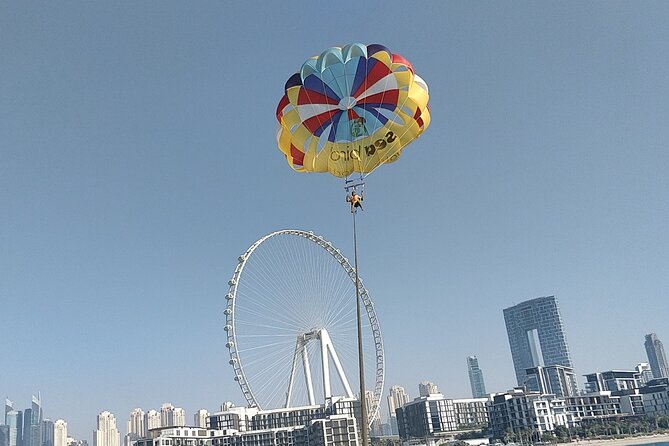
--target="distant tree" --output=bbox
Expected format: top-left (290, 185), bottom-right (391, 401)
top-left (553, 425), bottom-right (570, 442)
top-left (371, 438), bottom-right (401, 446)
top-left (541, 432), bottom-right (557, 443)
top-left (502, 428), bottom-right (516, 444)
top-left (456, 430), bottom-right (486, 440)
top-left (442, 441), bottom-right (468, 446)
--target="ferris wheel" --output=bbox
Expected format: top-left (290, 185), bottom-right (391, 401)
top-left (224, 229), bottom-right (384, 426)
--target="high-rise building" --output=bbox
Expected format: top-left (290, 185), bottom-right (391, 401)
top-left (145, 411), bottom-right (160, 431)
top-left (41, 419), bottom-right (54, 446)
top-left (466, 356), bottom-right (487, 398)
top-left (93, 412), bottom-right (119, 446)
top-left (387, 386), bottom-right (410, 435)
top-left (124, 409), bottom-right (144, 446)
top-left (418, 381), bottom-right (438, 397)
top-left (1, 427), bottom-right (10, 446)
top-left (53, 421), bottom-right (66, 446)
top-left (159, 404), bottom-right (184, 428)
top-left (4, 400), bottom-right (20, 446)
top-left (22, 410), bottom-right (31, 446)
top-left (126, 409), bottom-right (145, 438)
top-left (193, 410), bottom-right (209, 429)
top-left (503, 296), bottom-right (574, 387)
top-left (4, 400), bottom-right (12, 424)
top-left (172, 409), bottom-right (185, 428)
top-left (160, 405), bottom-right (173, 428)
top-left (5, 410), bottom-right (19, 446)
top-left (15, 412), bottom-right (22, 446)
top-left (1, 426), bottom-right (9, 446)
top-left (22, 395), bottom-right (42, 446)
top-left (645, 333), bottom-right (669, 379)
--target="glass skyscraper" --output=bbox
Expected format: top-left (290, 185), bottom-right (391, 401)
top-left (466, 356), bottom-right (487, 398)
top-left (503, 296), bottom-right (574, 387)
top-left (645, 333), bottom-right (669, 379)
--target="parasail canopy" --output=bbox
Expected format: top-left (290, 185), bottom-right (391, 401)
top-left (276, 43), bottom-right (430, 178)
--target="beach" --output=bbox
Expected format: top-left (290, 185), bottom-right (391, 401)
top-left (573, 434), bottom-right (669, 446)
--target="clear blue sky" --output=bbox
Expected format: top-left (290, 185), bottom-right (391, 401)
top-left (2, 1), bottom-right (668, 441)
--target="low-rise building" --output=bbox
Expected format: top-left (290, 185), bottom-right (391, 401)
top-left (451, 398), bottom-right (490, 428)
top-left (565, 391), bottom-right (621, 419)
top-left (488, 388), bottom-right (573, 439)
top-left (142, 398), bottom-right (362, 446)
top-left (617, 390), bottom-right (645, 416)
top-left (396, 394), bottom-right (457, 440)
top-left (639, 378), bottom-right (669, 416)
top-left (584, 370), bottom-right (641, 394)
top-left (526, 366), bottom-right (579, 398)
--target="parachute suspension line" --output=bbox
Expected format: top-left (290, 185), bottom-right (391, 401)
top-left (344, 174), bottom-right (365, 194)
top-left (349, 177), bottom-right (369, 446)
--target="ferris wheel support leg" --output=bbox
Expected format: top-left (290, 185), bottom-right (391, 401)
top-left (321, 329), bottom-right (355, 398)
top-left (285, 337), bottom-right (301, 408)
top-left (353, 210), bottom-right (369, 446)
top-left (302, 340), bottom-right (316, 405)
top-left (320, 330), bottom-right (332, 400)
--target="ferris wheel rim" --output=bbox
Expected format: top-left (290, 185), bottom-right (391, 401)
top-left (224, 229), bottom-right (385, 426)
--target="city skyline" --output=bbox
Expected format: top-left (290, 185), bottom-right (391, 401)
top-left (3, 296), bottom-right (666, 442)
top-left (5, 296), bottom-right (666, 446)
top-left (3, 1), bottom-right (668, 441)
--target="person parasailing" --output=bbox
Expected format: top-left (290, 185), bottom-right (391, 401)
top-left (346, 189), bottom-right (364, 213)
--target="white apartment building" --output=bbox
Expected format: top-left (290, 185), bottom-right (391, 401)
top-left (489, 389), bottom-right (574, 439)
top-left (395, 394), bottom-right (491, 440)
top-left (172, 409), bottom-right (185, 428)
top-left (54, 420), bottom-right (68, 446)
top-left (146, 411), bottom-right (161, 430)
top-left (136, 398), bottom-right (359, 446)
top-left (418, 381), bottom-right (439, 397)
top-left (160, 404), bottom-right (185, 428)
top-left (193, 410), bottom-right (209, 429)
top-left (128, 409), bottom-right (146, 438)
top-left (94, 411), bottom-right (120, 446)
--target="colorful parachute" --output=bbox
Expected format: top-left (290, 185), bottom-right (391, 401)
top-left (276, 43), bottom-right (430, 178)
